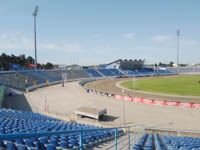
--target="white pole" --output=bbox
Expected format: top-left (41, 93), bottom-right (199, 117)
top-left (132, 77), bottom-right (136, 90)
top-left (122, 89), bottom-right (125, 125)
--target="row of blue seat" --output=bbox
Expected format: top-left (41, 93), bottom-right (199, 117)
top-left (84, 69), bottom-right (102, 77)
top-left (133, 133), bottom-right (200, 150)
top-left (0, 68), bottom-right (175, 91)
top-left (0, 109), bottom-right (123, 150)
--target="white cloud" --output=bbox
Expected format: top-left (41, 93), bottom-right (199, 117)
top-left (39, 43), bottom-right (56, 50)
top-left (135, 45), bottom-right (173, 52)
top-left (151, 35), bottom-right (173, 43)
top-left (62, 43), bottom-right (82, 53)
top-left (40, 43), bottom-right (82, 53)
top-left (0, 32), bottom-right (83, 54)
top-left (0, 32), bottom-right (33, 50)
top-left (122, 33), bottom-right (136, 39)
top-left (151, 34), bottom-right (200, 48)
top-left (92, 45), bottom-right (117, 55)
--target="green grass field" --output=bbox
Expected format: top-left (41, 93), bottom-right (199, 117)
top-left (120, 75), bottom-right (200, 96)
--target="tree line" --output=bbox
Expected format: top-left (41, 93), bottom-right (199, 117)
top-left (0, 53), bottom-right (55, 70)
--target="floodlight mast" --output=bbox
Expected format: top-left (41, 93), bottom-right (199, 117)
top-left (32, 6), bottom-right (39, 71)
top-left (177, 29), bottom-right (180, 70)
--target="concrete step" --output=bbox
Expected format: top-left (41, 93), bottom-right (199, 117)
top-left (87, 133), bottom-right (135, 150)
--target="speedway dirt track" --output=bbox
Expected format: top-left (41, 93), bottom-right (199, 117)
top-left (84, 76), bottom-right (200, 103)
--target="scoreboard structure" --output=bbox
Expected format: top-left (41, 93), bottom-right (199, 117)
top-left (119, 59), bottom-right (144, 70)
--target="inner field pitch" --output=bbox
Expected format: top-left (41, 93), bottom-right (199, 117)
top-left (120, 75), bottom-right (200, 97)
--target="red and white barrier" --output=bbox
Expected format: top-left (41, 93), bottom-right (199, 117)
top-left (179, 102), bottom-right (193, 108)
top-left (165, 101), bottom-right (179, 107)
top-left (143, 99), bottom-right (153, 104)
top-left (113, 93), bottom-right (200, 109)
top-left (193, 103), bottom-right (200, 108)
top-left (88, 89), bottom-right (199, 109)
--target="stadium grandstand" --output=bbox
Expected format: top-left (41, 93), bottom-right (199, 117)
top-left (0, 65), bottom-right (176, 91)
top-left (1, 62), bottom-right (200, 149)
top-left (0, 1), bottom-right (199, 149)
top-left (166, 67), bottom-right (200, 74)
top-left (0, 109), bottom-right (125, 150)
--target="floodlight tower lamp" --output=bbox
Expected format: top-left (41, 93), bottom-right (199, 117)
top-left (32, 6), bottom-right (39, 71)
top-left (33, 6), bottom-right (39, 16)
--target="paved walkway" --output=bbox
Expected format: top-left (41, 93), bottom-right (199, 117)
top-left (3, 81), bottom-right (200, 131)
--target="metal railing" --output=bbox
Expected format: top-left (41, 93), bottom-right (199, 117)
top-left (0, 125), bottom-right (145, 150)
top-left (106, 125), bottom-right (145, 150)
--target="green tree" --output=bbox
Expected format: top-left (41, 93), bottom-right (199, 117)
top-left (44, 62), bottom-right (54, 69)
top-left (169, 61), bottom-right (174, 67)
top-left (158, 62), bottom-right (162, 67)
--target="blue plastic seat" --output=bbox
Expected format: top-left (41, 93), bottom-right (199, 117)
top-left (70, 139), bottom-right (79, 146)
top-left (17, 145), bottom-right (28, 150)
top-left (46, 144), bottom-right (57, 150)
top-left (50, 139), bottom-right (59, 146)
top-left (25, 139), bottom-right (34, 147)
top-left (16, 139), bottom-right (25, 145)
top-left (60, 141), bottom-right (73, 149)
top-left (39, 137), bottom-right (48, 144)
top-left (6, 141), bottom-right (17, 150)
top-left (34, 141), bottom-right (46, 149)
top-left (30, 147), bottom-right (39, 150)
top-left (0, 141), bottom-right (5, 149)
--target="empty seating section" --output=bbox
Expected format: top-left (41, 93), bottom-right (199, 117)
top-left (138, 68), bottom-right (154, 76)
top-left (133, 133), bottom-right (200, 150)
top-left (41, 70), bottom-right (90, 80)
top-left (166, 67), bottom-right (200, 74)
top-left (123, 70), bottom-right (139, 76)
top-left (122, 69), bottom-right (175, 76)
top-left (21, 70), bottom-right (90, 85)
top-left (0, 68), bottom-right (176, 90)
top-left (0, 70), bottom-right (91, 90)
top-left (84, 69), bottom-right (102, 77)
top-left (64, 70), bottom-right (90, 80)
top-left (98, 69), bottom-right (115, 76)
top-left (0, 72), bottom-right (37, 90)
top-left (109, 69), bottom-right (123, 76)
top-left (21, 71), bottom-right (56, 83)
top-left (37, 71), bottom-right (61, 81)
top-left (45, 70), bottom-right (63, 79)
top-left (0, 109), bottom-right (123, 150)
top-left (98, 68), bottom-right (123, 77)
top-left (156, 69), bottom-right (174, 75)
top-left (71, 70), bottom-right (90, 78)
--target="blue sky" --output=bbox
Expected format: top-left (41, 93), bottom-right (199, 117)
top-left (0, 0), bottom-right (199, 65)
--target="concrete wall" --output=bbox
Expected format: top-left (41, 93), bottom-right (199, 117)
top-left (146, 128), bottom-right (200, 138)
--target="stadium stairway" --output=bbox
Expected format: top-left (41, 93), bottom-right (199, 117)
top-left (91, 133), bottom-right (134, 150)
top-left (95, 69), bottom-right (105, 77)
top-left (118, 69), bottom-right (126, 76)
top-left (83, 69), bottom-right (102, 77)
